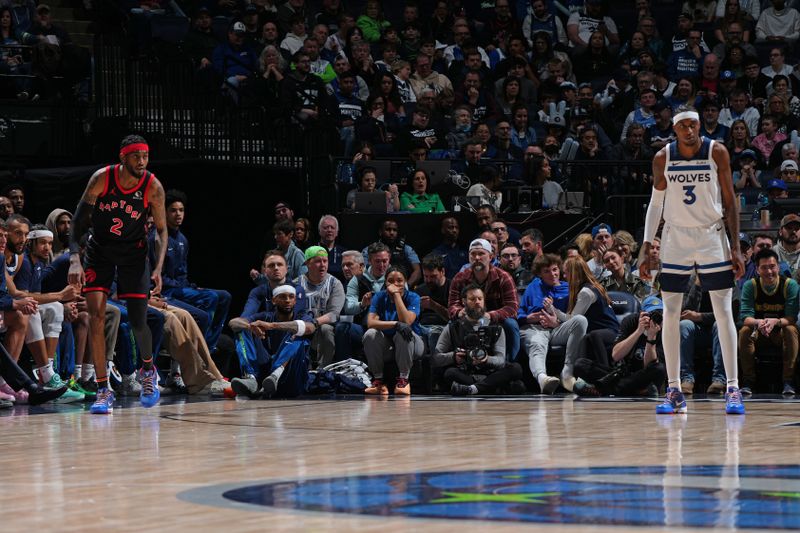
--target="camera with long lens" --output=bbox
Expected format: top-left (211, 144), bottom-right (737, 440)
top-left (460, 325), bottom-right (500, 368)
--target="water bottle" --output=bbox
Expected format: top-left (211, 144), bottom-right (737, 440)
top-left (752, 192), bottom-right (769, 221)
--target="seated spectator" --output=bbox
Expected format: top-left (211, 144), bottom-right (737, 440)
top-left (346, 166), bottom-right (400, 212)
top-left (519, 253), bottom-right (586, 393)
top-left (719, 89), bottom-right (761, 137)
top-left (415, 254), bottom-right (451, 353)
top-left (600, 248), bottom-right (649, 300)
top-left (574, 295), bottom-right (666, 397)
top-left (280, 15), bottom-right (307, 56)
top-left (733, 148), bottom-right (762, 190)
top-left (433, 284), bottom-right (523, 395)
top-left (700, 98), bottom-right (730, 141)
top-left (296, 247), bottom-right (344, 368)
top-left (450, 238), bottom-right (520, 361)
top-left (667, 27), bottom-right (706, 81)
top-left (430, 216), bottom-right (468, 280)
top-left (743, 234), bottom-right (791, 287)
top-left (621, 89), bottom-right (657, 141)
top-left (510, 104), bottom-right (537, 152)
top-left (409, 52), bottom-right (453, 98)
top-left (765, 94), bottom-right (800, 142)
top-left (610, 124), bottom-right (654, 184)
top-left (523, 0), bottom-right (567, 47)
top-left (566, 0), bottom-right (620, 54)
top-left (454, 70), bottom-right (498, 125)
top-left (233, 250), bottom-right (308, 381)
top-left (774, 213), bottom-right (800, 271)
top-left (756, 1), bottom-right (800, 44)
top-left (400, 169), bottom-right (445, 213)
top-left (316, 214), bottom-right (347, 282)
top-left (229, 285), bottom-right (315, 398)
top-left (648, 101), bottom-right (677, 151)
top-left (397, 106), bottom-right (444, 154)
top-left (335, 243), bottom-right (390, 361)
top-left (613, 230), bottom-right (638, 269)
top-left (779, 159), bottom-right (799, 183)
top-left (727, 122), bottom-right (758, 170)
top-left (738, 56), bottom-right (770, 108)
top-left (487, 120), bottom-right (524, 163)
top-left (212, 22), bottom-right (258, 104)
top-left (738, 247), bottom-right (799, 395)
top-left (446, 105), bottom-right (474, 152)
top-left (44, 207), bottom-right (70, 256)
top-left (282, 48), bottom-right (331, 124)
top-left (272, 219), bottom-right (306, 282)
top-left (499, 242), bottom-right (533, 294)
top-left (519, 228), bottom-right (543, 271)
top-left (586, 223), bottom-right (613, 279)
top-left (363, 265), bottom-right (424, 395)
top-left (752, 114), bottom-right (787, 161)
top-left (147, 294), bottom-right (228, 395)
top-left (151, 190), bottom-right (232, 352)
top-left (362, 218), bottom-right (422, 287)
top-left (304, 37), bottom-right (335, 83)
top-left (356, 0), bottom-right (390, 43)
top-left (466, 165), bottom-right (503, 211)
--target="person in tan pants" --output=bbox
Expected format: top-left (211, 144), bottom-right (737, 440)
top-left (149, 295), bottom-right (227, 395)
top-left (738, 248), bottom-right (799, 396)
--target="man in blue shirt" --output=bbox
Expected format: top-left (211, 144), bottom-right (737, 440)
top-left (150, 190), bottom-right (231, 352)
top-left (430, 216), bottom-right (468, 280)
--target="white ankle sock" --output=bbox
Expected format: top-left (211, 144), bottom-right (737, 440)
top-left (82, 364), bottom-right (95, 380)
top-left (271, 366), bottom-right (285, 380)
top-left (662, 291), bottom-right (684, 388)
top-left (39, 363), bottom-right (55, 383)
top-left (74, 365), bottom-right (82, 379)
top-left (709, 288), bottom-right (739, 390)
top-left (467, 384), bottom-right (478, 394)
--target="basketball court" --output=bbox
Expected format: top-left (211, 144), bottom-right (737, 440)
top-left (2, 395), bottom-right (799, 531)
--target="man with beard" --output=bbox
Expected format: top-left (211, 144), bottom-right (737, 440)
top-left (449, 238), bottom-right (520, 362)
top-left (519, 228), bottom-right (543, 271)
top-left (499, 243), bottom-right (533, 294)
top-left (0, 197), bottom-right (13, 220)
top-left (45, 208), bottom-right (72, 256)
top-left (434, 284), bottom-right (523, 395)
top-left (230, 285), bottom-right (316, 398)
top-left (231, 250), bottom-right (307, 382)
top-left (2, 185), bottom-right (24, 215)
top-left (430, 216), bottom-right (467, 280)
top-left (68, 134), bottom-right (169, 414)
top-left (280, 49), bottom-right (329, 125)
top-left (336, 243), bottom-right (390, 361)
top-left (362, 219), bottom-right (422, 288)
top-left (415, 254), bottom-right (451, 353)
top-left (774, 214), bottom-right (800, 272)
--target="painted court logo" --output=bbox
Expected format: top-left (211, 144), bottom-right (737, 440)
top-left (180, 465), bottom-right (800, 529)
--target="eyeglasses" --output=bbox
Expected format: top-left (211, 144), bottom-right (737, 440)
top-left (500, 253), bottom-right (519, 259)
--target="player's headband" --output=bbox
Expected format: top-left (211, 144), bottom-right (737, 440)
top-left (672, 111), bottom-right (699, 125)
top-left (27, 230), bottom-right (53, 240)
top-left (120, 143), bottom-right (149, 157)
top-left (272, 285), bottom-right (296, 298)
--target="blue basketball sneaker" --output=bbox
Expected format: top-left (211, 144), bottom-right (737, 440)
top-left (139, 368), bottom-right (160, 408)
top-left (656, 387), bottom-right (687, 414)
top-left (725, 386), bottom-right (745, 415)
top-left (89, 388), bottom-right (115, 414)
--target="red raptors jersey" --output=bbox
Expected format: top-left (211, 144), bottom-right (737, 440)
top-left (91, 164), bottom-right (153, 246)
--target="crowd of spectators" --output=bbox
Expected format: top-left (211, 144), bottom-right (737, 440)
top-left (5, 0), bottom-right (800, 407)
top-left (0, 0), bottom-right (90, 101)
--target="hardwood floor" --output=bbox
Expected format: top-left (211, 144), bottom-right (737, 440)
top-left (2, 395), bottom-right (799, 532)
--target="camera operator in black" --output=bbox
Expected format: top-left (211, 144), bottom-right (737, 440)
top-left (432, 284), bottom-right (523, 395)
top-left (574, 295), bottom-right (666, 396)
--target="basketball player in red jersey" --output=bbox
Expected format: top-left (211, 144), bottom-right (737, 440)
top-left (68, 135), bottom-right (168, 414)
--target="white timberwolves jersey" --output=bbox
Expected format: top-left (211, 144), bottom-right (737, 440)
top-left (663, 137), bottom-right (723, 227)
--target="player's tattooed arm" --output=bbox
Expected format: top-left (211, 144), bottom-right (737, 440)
top-left (148, 178), bottom-right (169, 295)
top-left (69, 168), bottom-right (106, 256)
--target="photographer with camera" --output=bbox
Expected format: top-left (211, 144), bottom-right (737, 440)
top-left (573, 295), bottom-right (666, 397)
top-left (433, 284), bottom-right (523, 396)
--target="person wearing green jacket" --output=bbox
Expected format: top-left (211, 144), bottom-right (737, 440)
top-left (357, 0), bottom-right (391, 43)
top-left (400, 169), bottom-right (446, 213)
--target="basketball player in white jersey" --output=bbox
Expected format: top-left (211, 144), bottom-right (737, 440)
top-left (640, 106), bottom-right (746, 415)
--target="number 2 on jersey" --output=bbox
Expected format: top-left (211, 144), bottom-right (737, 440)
top-left (110, 217), bottom-right (123, 236)
top-left (682, 185), bottom-right (696, 205)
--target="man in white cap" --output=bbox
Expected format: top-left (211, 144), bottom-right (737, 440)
top-left (641, 104), bottom-right (745, 415)
top-left (229, 284), bottom-right (317, 398)
top-left (448, 238), bottom-right (520, 361)
top-left (780, 159), bottom-right (799, 183)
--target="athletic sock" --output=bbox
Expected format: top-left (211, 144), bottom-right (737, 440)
top-left (467, 384), bottom-right (478, 395)
top-left (39, 363), bottom-right (55, 384)
top-left (141, 357), bottom-right (153, 371)
top-left (74, 365), bottom-right (82, 379)
top-left (82, 364), bottom-right (95, 381)
top-left (271, 366), bottom-right (285, 381)
top-left (709, 288), bottom-right (739, 389)
top-left (399, 372), bottom-right (409, 380)
top-left (661, 291), bottom-right (683, 389)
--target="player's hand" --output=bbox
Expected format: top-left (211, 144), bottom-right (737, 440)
top-left (639, 245), bottom-right (653, 281)
top-left (64, 301), bottom-right (79, 321)
top-left (68, 256), bottom-right (85, 287)
top-left (731, 249), bottom-right (745, 280)
top-left (151, 269), bottom-right (163, 296)
top-left (60, 284), bottom-right (79, 302)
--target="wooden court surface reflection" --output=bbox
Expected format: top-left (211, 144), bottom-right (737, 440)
top-left (2, 395), bottom-right (800, 532)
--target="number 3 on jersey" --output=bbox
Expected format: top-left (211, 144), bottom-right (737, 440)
top-left (110, 217), bottom-right (123, 236)
top-left (682, 185), bottom-right (697, 205)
